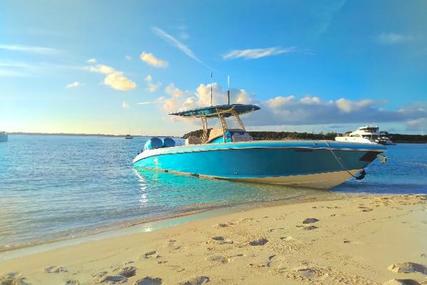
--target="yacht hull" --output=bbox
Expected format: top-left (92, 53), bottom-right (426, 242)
top-left (133, 140), bottom-right (384, 190)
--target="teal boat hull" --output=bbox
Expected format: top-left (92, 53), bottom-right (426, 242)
top-left (133, 140), bottom-right (385, 189)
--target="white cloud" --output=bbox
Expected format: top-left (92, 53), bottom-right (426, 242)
top-left (65, 81), bottom-right (81, 89)
top-left (267, 96), bottom-right (295, 108)
top-left (161, 83), bottom-right (252, 113)
top-left (234, 90), bottom-right (252, 104)
top-left (377, 33), bottom-right (414, 45)
top-left (137, 99), bottom-right (163, 105)
top-left (152, 26), bottom-right (208, 68)
top-left (86, 61), bottom-right (136, 91)
top-left (300, 96), bottom-right (321, 105)
top-left (87, 58), bottom-right (97, 64)
top-left (223, 47), bottom-right (297, 60)
top-left (335, 98), bottom-right (375, 113)
top-left (125, 55), bottom-right (132, 61)
top-left (158, 82), bottom-right (427, 129)
top-left (144, 74), bottom-right (161, 92)
top-left (0, 70), bottom-right (24, 77)
top-left (104, 72), bottom-right (136, 91)
top-left (165, 83), bottom-right (185, 98)
top-left (0, 60), bottom-right (83, 77)
top-left (87, 64), bottom-right (115, 74)
top-left (0, 44), bottom-right (60, 55)
top-left (140, 52), bottom-right (168, 68)
top-left (122, 101), bottom-right (130, 109)
top-left (406, 117), bottom-right (427, 131)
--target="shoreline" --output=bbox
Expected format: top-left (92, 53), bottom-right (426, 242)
top-left (0, 189), bottom-right (340, 257)
top-left (1, 193), bottom-right (426, 284)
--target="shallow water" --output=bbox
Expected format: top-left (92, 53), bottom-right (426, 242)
top-left (0, 135), bottom-right (426, 249)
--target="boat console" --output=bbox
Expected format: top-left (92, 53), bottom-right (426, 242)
top-left (207, 128), bottom-right (253, 144)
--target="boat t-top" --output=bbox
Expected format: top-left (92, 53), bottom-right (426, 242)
top-left (133, 103), bottom-right (385, 189)
top-left (335, 125), bottom-right (393, 145)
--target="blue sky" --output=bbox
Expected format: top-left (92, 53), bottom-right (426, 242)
top-left (0, 0), bottom-right (426, 135)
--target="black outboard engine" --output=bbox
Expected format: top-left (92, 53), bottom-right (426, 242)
top-left (144, 137), bottom-right (163, 151)
top-left (162, 137), bottom-right (176, 148)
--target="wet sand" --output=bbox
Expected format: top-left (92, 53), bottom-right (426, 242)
top-left (1, 194), bottom-right (427, 285)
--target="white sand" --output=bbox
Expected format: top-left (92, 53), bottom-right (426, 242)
top-left (1, 194), bottom-right (426, 285)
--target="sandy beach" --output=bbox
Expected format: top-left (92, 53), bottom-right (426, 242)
top-left (1, 194), bottom-right (426, 285)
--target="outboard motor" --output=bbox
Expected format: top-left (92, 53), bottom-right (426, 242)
top-left (144, 137), bottom-right (163, 151)
top-left (163, 137), bottom-right (176, 148)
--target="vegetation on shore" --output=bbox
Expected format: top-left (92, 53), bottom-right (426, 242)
top-left (183, 129), bottom-right (427, 143)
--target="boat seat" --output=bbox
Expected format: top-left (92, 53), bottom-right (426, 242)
top-left (185, 136), bottom-right (202, 145)
top-left (232, 130), bottom-right (253, 142)
top-left (207, 128), bottom-right (224, 142)
top-left (207, 128), bottom-right (253, 143)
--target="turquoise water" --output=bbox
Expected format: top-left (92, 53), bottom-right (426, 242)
top-left (0, 135), bottom-right (426, 249)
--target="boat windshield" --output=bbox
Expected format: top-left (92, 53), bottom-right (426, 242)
top-left (360, 127), bottom-right (379, 132)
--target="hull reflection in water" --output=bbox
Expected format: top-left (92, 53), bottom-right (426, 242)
top-left (133, 168), bottom-right (330, 209)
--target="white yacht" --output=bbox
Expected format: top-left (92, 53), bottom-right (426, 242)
top-left (0, 131), bottom-right (8, 142)
top-left (335, 126), bottom-right (393, 145)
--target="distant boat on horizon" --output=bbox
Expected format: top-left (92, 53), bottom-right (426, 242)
top-left (125, 134), bottom-right (133, 139)
top-left (0, 131), bottom-right (8, 142)
top-left (335, 126), bottom-right (394, 145)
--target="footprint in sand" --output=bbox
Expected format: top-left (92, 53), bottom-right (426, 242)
top-left (65, 280), bottom-right (80, 285)
top-left (178, 276), bottom-right (210, 285)
top-left (294, 267), bottom-right (318, 279)
top-left (167, 239), bottom-right (181, 250)
top-left (45, 265), bottom-right (68, 273)
top-left (266, 255), bottom-right (276, 267)
top-left (134, 276), bottom-right (163, 285)
top-left (0, 272), bottom-right (30, 285)
top-left (303, 225), bottom-right (318, 231)
top-left (388, 262), bottom-right (427, 274)
top-left (92, 271), bottom-right (108, 280)
top-left (167, 264), bottom-right (186, 272)
top-left (280, 236), bottom-right (295, 241)
top-left (383, 279), bottom-right (422, 285)
top-left (112, 265), bottom-right (136, 278)
top-left (214, 222), bottom-right (234, 228)
top-left (249, 238), bottom-right (268, 246)
top-left (268, 227), bottom-right (285, 233)
top-left (302, 218), bottom-right (319, 224)
top-left (211, 236), bottom-right (224, 241)
top-left (206, 254), bottom-right (229, 264)
top-left (249, 254), bottom-right (276, 268)
top-left (211, 236), bottom-right (233, 245)
top-left (98, 274), bottom-right (128, 284)
top-left (142, 250), bottom-right (160, 259)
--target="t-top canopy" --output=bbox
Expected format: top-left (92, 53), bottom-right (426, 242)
top-left (169, 104), bottom-right (260, 118)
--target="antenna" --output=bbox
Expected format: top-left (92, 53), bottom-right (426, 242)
top-left (227, 75), bottom-right (231, 105)
top-left (210, 72), bottom-right (213, 106)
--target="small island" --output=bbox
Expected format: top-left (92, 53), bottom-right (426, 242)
top-left (183, 129), bottom-right (427, 144)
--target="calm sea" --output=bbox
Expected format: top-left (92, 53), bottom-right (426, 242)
top-left (0, 135), bottom-right (426, 249)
